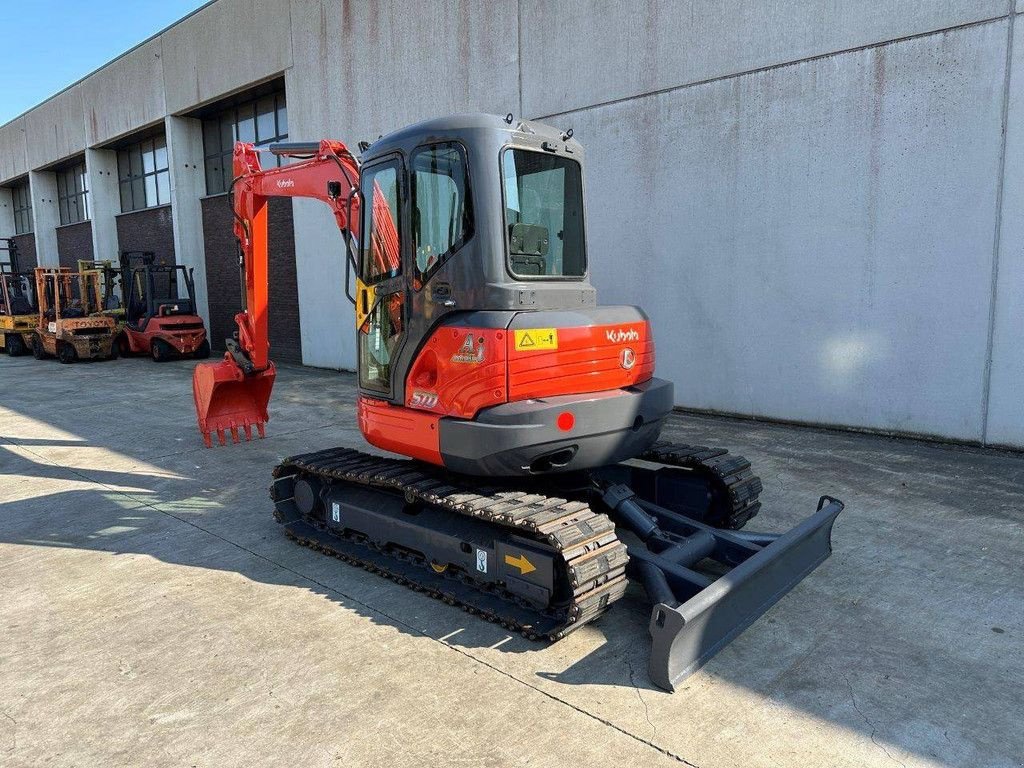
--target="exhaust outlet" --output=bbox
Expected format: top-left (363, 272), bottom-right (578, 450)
top-left (528, 446), bottom-right (578, 473)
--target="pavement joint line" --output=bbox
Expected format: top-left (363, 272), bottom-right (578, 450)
top-left (3, 434), bottom-right (699, 765)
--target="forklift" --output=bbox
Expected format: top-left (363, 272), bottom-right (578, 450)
top-left (115, 250), bottom-right (210, 361)
top-left (32, 267), bottom-right (118, 363)
top-left (77, 259), bottom-right (123, 318)
top-left (0, 239), bottom-right (36, 356)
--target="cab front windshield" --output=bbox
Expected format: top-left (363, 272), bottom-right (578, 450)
top-left (502, 149), bottom-right (585, 278)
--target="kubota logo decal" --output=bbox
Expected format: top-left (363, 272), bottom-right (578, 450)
top-left (620, 348), bottom-right (636, 370)
top-left (276, 179), bottom-right (295, 188)
top-left (606, 328), bottom-right (640, 343)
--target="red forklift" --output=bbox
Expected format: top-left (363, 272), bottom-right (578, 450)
top-left (116, 251), bottom-right (210, 362)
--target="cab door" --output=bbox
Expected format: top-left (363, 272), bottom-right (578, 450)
top-left (356, 157), bottom-right (407, 397)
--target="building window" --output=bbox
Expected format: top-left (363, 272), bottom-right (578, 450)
top-left (11, 182), bottom-right (32, 234)
top-left (202, 91), bottom-right (288, 195)
top-left (57, 162), bottom-right (90, 225)
top-left (118, 136), bottom-right (170, 212)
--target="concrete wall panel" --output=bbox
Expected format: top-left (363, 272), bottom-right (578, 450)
top-left (985, 18), bottom-right (1024, 447)
top-left (0, 188), bottom-right (14, 239)
top-left (24, 88), bottom-right (86, 170)
top-left (28, 171), bottom-right (60, 267)
top-left (161, 0), bottom-right (293, 114)
top-left (81, 39), bottom-right (166, 146)
top-left (0, 119), bottom-right (29, 184)
top-left (165, 116), bottom-right (211, 328)
top-left (570, 21), bottom-right (1008, 441)
top-left (288, 0), bottom-right (521, 368)
top-left (521, 0), bottom-right (1007, 118)
top-left (86, 149), bottom-right (120, 266)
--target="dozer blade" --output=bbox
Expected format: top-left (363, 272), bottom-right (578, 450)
top-left (643, 496), bottom-right (843, 691)
top-left (192, 358), bottom-right (276, 447)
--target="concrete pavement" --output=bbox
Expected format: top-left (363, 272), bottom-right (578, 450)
top-left (1, 354), bottom-right (1021, 767)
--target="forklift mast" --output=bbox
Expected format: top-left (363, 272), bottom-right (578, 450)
top-left (0, 239), bottom-right (33, 315)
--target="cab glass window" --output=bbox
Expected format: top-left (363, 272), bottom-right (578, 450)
top-left (359, 162), bottom-right (402, 284)
top-left (502, 149), bottom-right (585, 278)
top-left (411, 143), bottom-right (472, 280)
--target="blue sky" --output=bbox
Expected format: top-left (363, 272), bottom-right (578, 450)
top-left (0, 0), bottom-right (210, 125)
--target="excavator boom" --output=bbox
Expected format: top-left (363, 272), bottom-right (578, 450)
top-left (192, 140), bottom-right (360, 446)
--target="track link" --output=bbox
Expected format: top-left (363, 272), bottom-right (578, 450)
top-left (270, 447), bottom-right (628, 640)
top-left (640, 441), bottom-right (763, 529)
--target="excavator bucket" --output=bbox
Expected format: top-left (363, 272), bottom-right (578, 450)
top-left (192, 358), bottom-right (276, 447)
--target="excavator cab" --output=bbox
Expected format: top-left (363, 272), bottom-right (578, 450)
top-left (349, 115), bottom-right (671, 475)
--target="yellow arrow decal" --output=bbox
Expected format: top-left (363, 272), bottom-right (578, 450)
top-left (504, 553), bottom-right (536, 575)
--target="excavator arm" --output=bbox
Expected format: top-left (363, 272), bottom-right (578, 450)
top-left (193, 140), bottom-right (361, 447)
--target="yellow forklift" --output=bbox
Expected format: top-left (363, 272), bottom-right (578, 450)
top-left (76, 258), bottom-right (123, 320)
top-left (0, 238), bottom-right (37, 356)
top-left (32, 267), bottom-right (118, 363)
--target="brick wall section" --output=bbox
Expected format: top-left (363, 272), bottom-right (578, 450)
top-left (115, 205), bottom-right (176, 266)
top-left (11, 233), bottom-right (36, 271)
top-left (56, 221), bottom-right (94, 269)
top-left (201, 195), bottom-right (302, 365)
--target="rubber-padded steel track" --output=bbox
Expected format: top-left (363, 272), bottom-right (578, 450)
top-left (639, 441), bottom-right (763, 529)
top-left (271, 447), bottom-right (628, 639)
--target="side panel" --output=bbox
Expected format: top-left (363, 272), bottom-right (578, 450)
top-left (358, 396), bottom-right (442, 466)
top-left (404, 326), bottom-right (509, 420)
top-left (401, 306), bottom-right (656, 422)
top-left (507, 318), bottom-right (654, 401)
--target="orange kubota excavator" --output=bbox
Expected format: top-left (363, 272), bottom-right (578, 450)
top-left (193, 114), bottom-right (843, 691)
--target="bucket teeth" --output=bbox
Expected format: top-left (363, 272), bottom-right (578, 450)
top-left (201, 419), bottom-right (266, 448)
top-left (192, 359), bottom-right (275, 447)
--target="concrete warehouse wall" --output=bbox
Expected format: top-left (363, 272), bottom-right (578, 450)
top-left (0, 0), bottom-right (1021, 448)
